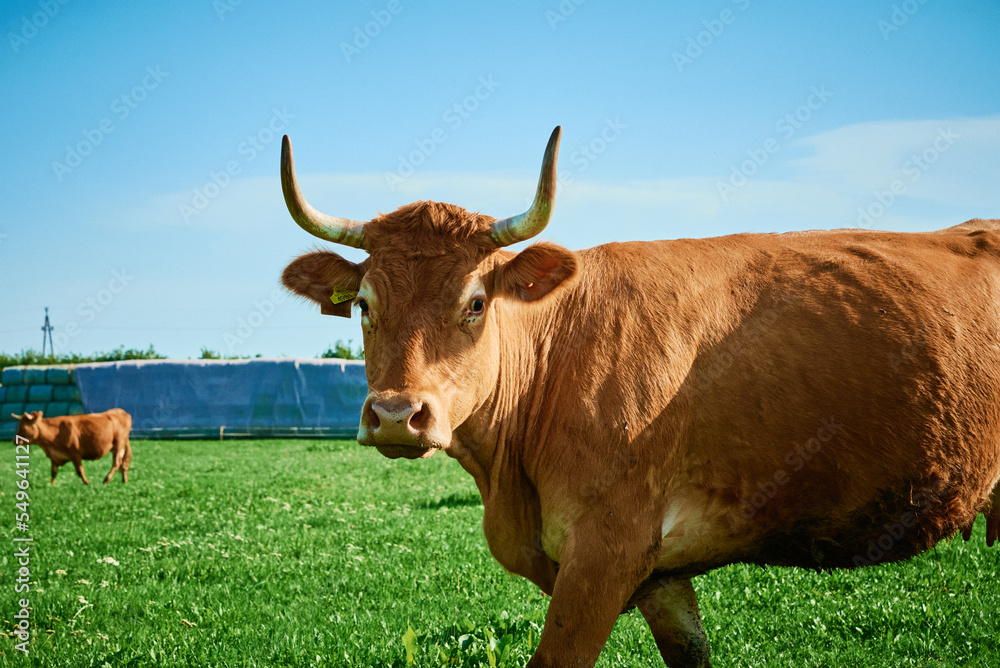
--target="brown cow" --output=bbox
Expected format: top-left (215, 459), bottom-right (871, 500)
top-left (280, 127), bottom-right (1000, 667)
top-left (13, 409), bottom-right (132, 485)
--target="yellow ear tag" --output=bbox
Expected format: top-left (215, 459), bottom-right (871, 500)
top-left (329, 288), bottom-right (358, 305)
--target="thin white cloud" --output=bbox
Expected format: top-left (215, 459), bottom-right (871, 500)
top-left (790, 116), bottom-right (1000, 206)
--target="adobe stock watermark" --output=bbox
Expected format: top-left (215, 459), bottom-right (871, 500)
top-left (717, 85), bottom-right (833, 202)
top-left (52, 269), bottom-right (134, 353)
top-left (518, 523), bottom-right (571, 567)
top-left (878, 0), bottom-right (931, 41)
top-left (579, 433), bottom-right (637, 504)
top-left (855, 126), bottom-right (958, 228)
top-left (851, 478), bottom-right (946, 567)
top-left (672, 0), bottom-right (753, 72)
top-left (677, 292), bottom-right (795, 401)
top-left (51, 66), bottom-right (169, 182)
top-left (214, 0), bottom-right (244, 21)
top-left (545, 0), bottom-right (586, 30)
top-left (726, 416), bottom-right (845, 530)
top-left (383, 75), bottom-right (501, 191)
top-left (888, 321), bottom-right (933, 373)
top-left (7, 0), bottom-right (71, 54)
top-left (179, 108), bottom-right (294, 222)
top-left (340, 0), bottom-right (406, 63)
top-left (556, 118), bottom-right (628, 190)
top-left (223, 288), bottom-right (287, 353)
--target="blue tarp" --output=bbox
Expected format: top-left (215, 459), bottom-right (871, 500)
top-left (72, 358), bottom-right (368, 439)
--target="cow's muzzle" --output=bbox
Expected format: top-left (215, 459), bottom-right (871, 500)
top-left (357, 393), bottom-right (448, 458)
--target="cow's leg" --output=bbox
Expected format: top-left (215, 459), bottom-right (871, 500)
top-left (104, 443), bottom-right (122, 484)
top-left (50, 460), bottom-right (58, 484)
top-left (986, 484), bottom-right (1000, 547)
top-left (121, 439), bottom-right (132, 484)
top-left (527, 532), bottom-right (657, 668)
top-left (72, 459), bottom-right (90, 485)
top-left (636, 577), bottom-right (711, 668)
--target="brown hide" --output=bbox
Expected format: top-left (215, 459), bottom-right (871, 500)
top-left (282, 135), bottom-right (1000, 666)
top-left (541, 223), bottom-right (1000, 575)
top-left (15, 409), bottom-right (132, 485)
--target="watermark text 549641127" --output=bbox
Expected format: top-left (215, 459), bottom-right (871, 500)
top-left (13, 434), bottom-right (33, 654)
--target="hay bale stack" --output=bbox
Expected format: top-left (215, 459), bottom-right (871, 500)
top-left (0, 365), bottom-right (85, 440)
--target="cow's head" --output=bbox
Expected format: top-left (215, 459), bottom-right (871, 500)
top-left (282, 128), bottom-right (577, 459)
top-left (12, 411), bottom-right (42, 441)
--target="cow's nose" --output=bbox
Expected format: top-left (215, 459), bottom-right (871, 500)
top-left (359, 395), bottom-right (431, 446)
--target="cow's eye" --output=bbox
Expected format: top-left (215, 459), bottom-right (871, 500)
top-left (469, 298), bottom-right (485, 315)
top-left (357, 298), bottom-right (369, 315)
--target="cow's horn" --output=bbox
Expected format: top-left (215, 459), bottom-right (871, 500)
top-left (11, 413), bottom-right (23, 419)
top-left (489, 126), bottom-right (561, 247)
top-left (281, 135), bottom-right (368, 250)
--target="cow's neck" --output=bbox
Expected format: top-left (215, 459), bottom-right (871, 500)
top-left (444, 291), bottom-right (572, 589)
top-left (33, 420), bottom-right (57, 444)
top-left (450, 287), bottom-right (572, 499)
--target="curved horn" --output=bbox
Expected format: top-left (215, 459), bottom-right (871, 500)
top-left (489, 126), bottom-right (561, 247)
top-left (281, 135), bottom-right (368, 249)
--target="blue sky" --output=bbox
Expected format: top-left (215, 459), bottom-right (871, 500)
top-left (1, 0), bottom-right (998, 359)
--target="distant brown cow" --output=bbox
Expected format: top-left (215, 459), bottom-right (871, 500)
top-left (13, 409), bottom-right (132, 485)
top-left (279, 127), bottom-right (1000, 667)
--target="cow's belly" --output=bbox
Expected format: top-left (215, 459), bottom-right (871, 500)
top-left (45, 449), bottom-right (69, 465)
top-left (654, 493), bottom-right (738, 572)
top-left (653, 476), bottom-right (997, 573)
top-left (538, 493), bottom-right (737, 573)
top-left (542, 462), bottom-right (999, 574)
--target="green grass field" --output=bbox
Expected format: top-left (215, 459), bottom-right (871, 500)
top-left (1, 439), bottom-right (997, 667)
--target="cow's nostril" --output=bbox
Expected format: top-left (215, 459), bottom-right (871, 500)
top-left (365, 404), bottom-right (381, 430)
top-left (408, 404), bottom-right (430, 432)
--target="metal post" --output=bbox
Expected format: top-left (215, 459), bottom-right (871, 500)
top-left (41, 307), bottom-right (54, 356)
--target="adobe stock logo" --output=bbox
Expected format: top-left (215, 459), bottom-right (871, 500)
top-left (179, 108), bottom-right (294, 222)
top-left (672, 0), bottom-right (753, 72)
top-left (556, 118), bottom-right (628, 189)
top-left (223, 289), bottom-right (287, 353)
top-left (7, 0), bottom-right (71, 54)
top-left (877, 0), bottom-right (931, 41)
top-left (383, 76), bottom-right (501, 191)
top-left (52, 269), bottom-right (134, 352)
top-left (214, 0), bottom-right (244, 21)
top-left (51, 66), bottom-right (169, 182)
top-left (545, 0), bottom-right (586, 30)
top-left (340, 0), bottom-right (406, 63)
top-left (717, 85), bottom-right (833, 201)
top-left (856, 127), bottom-right (959, 228)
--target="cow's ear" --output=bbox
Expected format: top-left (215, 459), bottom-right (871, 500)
top-left (31, 411), bottom-right (42, 420)
top-left (494, 242), bottom-right (578, 302)
top-left (282, 251), bottom-right (366, 318)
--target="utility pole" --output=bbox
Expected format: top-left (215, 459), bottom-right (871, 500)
top-left (41, 307), bottom-right (54, 356)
